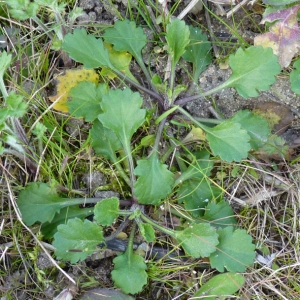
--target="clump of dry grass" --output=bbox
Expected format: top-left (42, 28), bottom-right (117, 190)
top-left (229, 161), bottom-right (300, 299)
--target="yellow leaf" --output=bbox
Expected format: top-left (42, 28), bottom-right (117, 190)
top-left (181, 126), bottom-right (206, 144)
top-left (101, 43), bottom-right (137, 82)
top-left (49, 68), bottom-right (99, 112)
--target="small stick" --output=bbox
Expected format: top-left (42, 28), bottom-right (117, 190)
top-left (177, 0), bottom-right (202, 20)
top-left (227, 0), bottom-right (257, 18)
top-left (203, 0), bottom-right (220, 58)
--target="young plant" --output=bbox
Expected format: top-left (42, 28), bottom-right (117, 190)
top-left (17, 18), bottom-right (282, 296)
top-left (2, 0), bottom-right (83, 48)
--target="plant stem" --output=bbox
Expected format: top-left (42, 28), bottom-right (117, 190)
top-left (176, 106), bottom-right (223, 130)
top-left (134, 54), bottom-right (158, 94)
top-left (32, 16), bottom-right (54, 40)
top-left (123, 139), bottom-right (136, 197)
top-left (0, 78), bottom-right (8, 98)
top-left (140, 212), bottom-right (174, 236)
top-left (169, 62), bottom-right (176, 102)
top-left (110, 152), bottom-right (131, 187)
top-left (59, 197), bottom-right (132, 207)
top-left (174, 80), bottom-right (230, 106)
top-left (113, 69), bottom-right (164, 110)
top-left (153, 117), bottom-right (167, 152)
top-left (105, 217), bottom-right (131, 241)
top-left (126, 221), bottom-right (137, 253)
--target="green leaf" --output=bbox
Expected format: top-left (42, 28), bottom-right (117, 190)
top-left (18, 182), bottom-right (66, 225)
top-left (94, 197), bottom-right (120, 226)
top-left (193, 272), bottom-right (245, 299)
top-left (4, 0), bottom-right (39, 20)
top-left (174, 223), bottom-right (219, 258)
top-left (175, 150), bottom-right (213, 184)
top-left (90, 119), bottom-right (122, 160)
top-left (139, 223), bottom-right (155, 242)
top-left (68, 82), bottom-right (108, 122)
top-left (41, 206), bottom-right (94, 239)
top-left (0, 51), bottom-right (12, 80)
top-left (32, 122), bottom-right (47, 139)
top-left (0, 142), bottom-right (4, 155)
top-left (53, 218), bottom-right (104, 263)
top-left (166, 19), bottom-right (190, 66)
top-left (178, 179), bottom-right (222, 217)
top-left (80, 288), bottom-right (134, 300)
top-left (103, 20), bottom-right (146, 64)
top-left (151, 74), bottom-right (167, 94)
top-left (62, 29), bottom-right (113, 69)
top-left (290, 58), bottom-right (300, 94)
top-left (260, 134), bottom-right (289, 157)
top-left (0, 92), bottom-right (27, 123)
top-left (134, 152), bottom-right (174, 205)
top-left (230, 110), bottom-right (270, 150)
top-left (204, 121), bottom-right (251, 162)
top-left (201, 200), bottom-right (237, 228)
top-left (224, 46), bottom-right (280, 98)
top-left (5, 92), bottom-right (28, 117)
top-left (98, 89), bottom-right (146, 147)
top-left (111, 249), bottom-right (148, 294)
top-left (210, 227), bottom-right (256, 272)
top-left (182, 26), bottom-right (212, 82)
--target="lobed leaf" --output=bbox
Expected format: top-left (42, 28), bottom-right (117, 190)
top-left (111, 249), bottom-right (148, 294)
top-left (103, 20), bottom-right (146, 63)
top-left (177, 179), bottom-right (222, 217)
top-left (41, 206), bottom-right (94, 239)
top-left (18, 182), bottom-right (66, 225)
top-left (166, 19), bottom-right (190, 66)
top-left (192, 272), bottom-right (245, 299)
top-left (49, 68), bottom-right (99, 113)
top-left (201, 200), bottom-right (237, 228)
top-left (5, 92), bottom-right (28, 117)
top-left (94, 197), bottom-right (120, 226)
top-left (4, 0), bottom-right (39, 20)
top-left (204, 121), bottom-right (251, 162)
top-left (134, 152), bottom-right (174, 205)
top-left (182, 26), bottom-right (212, 82)
top-left (174, 223), bottom-right (219, 258)
top-left (210, 227), bottom-right (256, 272)
top-left (62, 29), bottom-right (113, 69)
top-left (225, 46), bottom-right (280, 98)
top-left (90, 119), bottom-right (122, 161)
top-left (254, 5), bottom-right (300, 68)
top-left (68, 82), bottom-right (108, 122)
top-left (230, 110), bottom-right (270, 150)
top-left (175, 150), bottom-right (213, 183)
top-left (139, 223), bottom-right (155, 243)
top-left (98, 89), bottom-right (145, 147)
top-left (53, 218), bottom-right (104, 263)
top-left (101, 43), bottom-right (136, 81)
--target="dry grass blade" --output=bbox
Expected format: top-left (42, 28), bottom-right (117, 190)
top-left (1, 163), bottom-right (76, 285)
top-left (229, 162), bottom-right (300, 299)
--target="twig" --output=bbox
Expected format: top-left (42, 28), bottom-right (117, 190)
top-left (203, 0), bottom-right (220, 58)
top-left (177, 0), bottom-right (202, 20)
top-left (226, 0), bottom-right (256, 18)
